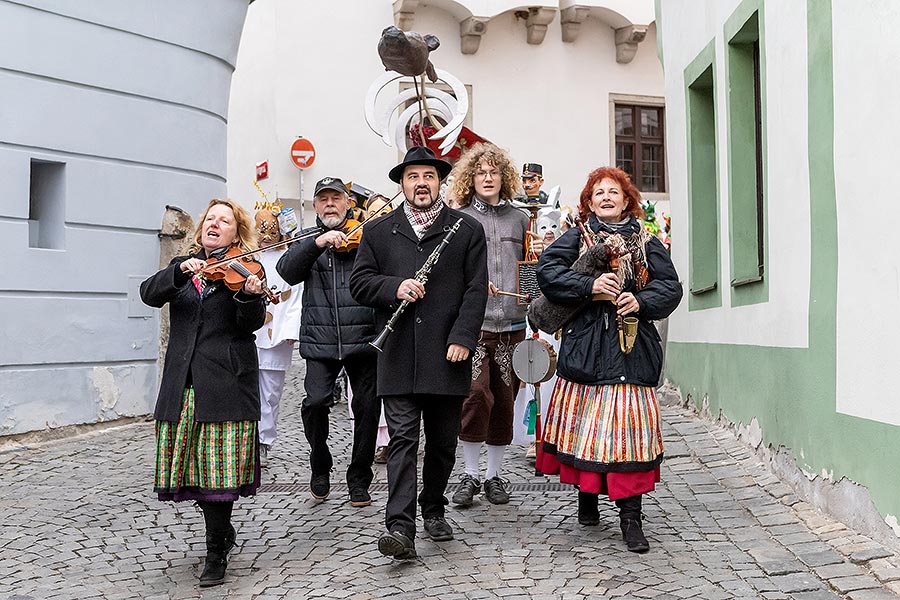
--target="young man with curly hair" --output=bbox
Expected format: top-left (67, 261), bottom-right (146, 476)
top-left (449, 143), bottom-right (543, 507)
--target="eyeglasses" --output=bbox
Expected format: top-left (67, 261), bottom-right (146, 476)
top-left (475, 170), bottom-right (499, 180)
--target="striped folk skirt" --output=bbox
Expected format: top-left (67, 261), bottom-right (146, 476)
top-left (154, 388), bottom-right (260, 502)
top-left (537, 379), bottom-right (663, 500)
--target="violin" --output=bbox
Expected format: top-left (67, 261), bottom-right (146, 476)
top-left (333, 218), bottom-right (364, 252)
top-left (200, 246), bottom-right (281, 304)
top-left (332, 193), bottom-right (397, 252)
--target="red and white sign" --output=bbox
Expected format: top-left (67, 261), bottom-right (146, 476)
top-left (255, 160), bottom-right (269, 181)
top-left (290, 138), bottom-right (316, 170)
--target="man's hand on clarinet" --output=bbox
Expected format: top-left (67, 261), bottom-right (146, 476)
top-left (397, 278), bottom-right (426, 302)
top-left (447, 344), bottom-right (470, 362)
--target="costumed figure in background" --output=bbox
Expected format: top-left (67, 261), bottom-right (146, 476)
top-left (512, 205), bottom-right (562, 463)
top-left (253, 209), bottom-right (303, 468)
top-left (535, 167), bottom-right (682, 553)
top-left (449, 143), bottom-right (543, 508)
top-left (535, 207), bottom-right (562, 246)
top-left (276, 178), bottom-right (380, 508)
top-left (140, 199), bottom-right (267, 587)
top-left (521, 162), bottom-right (549, 204)
top-left (349, 146), bottom-right (488, 560)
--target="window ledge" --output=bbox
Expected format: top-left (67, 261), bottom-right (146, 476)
top-left (731, 275), bottom-right (763, 287)
top-left (690, 282), bottom-right (717, 295)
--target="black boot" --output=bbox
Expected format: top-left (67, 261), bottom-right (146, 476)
top-left (578, 492), bottom-right (599, 526)
top-left (199, 530), bottom-right (230, 587)
top-left (197, 501), bottom-right (236, 587)
top-left (616, 495), bottom-right (649, 553)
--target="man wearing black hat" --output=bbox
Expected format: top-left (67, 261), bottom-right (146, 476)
top-left (276, 177), bottom-right (380, 508)
top-left (350, 147), bottom-right (488, 560)
top-left (522, 163), bottom-right (549, 204)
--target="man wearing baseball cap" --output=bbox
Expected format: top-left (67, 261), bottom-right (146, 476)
top-left (276, 176), bottom-right (380, 510)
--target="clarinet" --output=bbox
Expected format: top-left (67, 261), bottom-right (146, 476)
top-left (370, 217), bottom-right (464, 352)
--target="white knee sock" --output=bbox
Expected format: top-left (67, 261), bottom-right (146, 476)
top-left (485, 444), bottom-right (506, 480)
top-left (461, 441), bottom-right (482, 478)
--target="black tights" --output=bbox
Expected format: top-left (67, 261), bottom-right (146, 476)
top-left (197, 500), bottom-right (233, 535)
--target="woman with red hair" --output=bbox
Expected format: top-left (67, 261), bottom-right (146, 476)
top-left (535, 167), bottom-right (682, 553)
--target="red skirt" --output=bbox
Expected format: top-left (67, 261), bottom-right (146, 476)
top-left (536, 450), bottom-right (660, 500)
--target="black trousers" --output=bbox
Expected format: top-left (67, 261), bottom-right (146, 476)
top-left (383, 394), bottom-right (463, 539)
top-left (302, 354), bottom-right (380, 490)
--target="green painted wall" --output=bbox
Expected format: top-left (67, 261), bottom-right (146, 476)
top-left (724, 0), bottom-right (769, 306)
top-left (684, 41), bottom-right (721, 311)
top-left (667, 0), bottom-right (900, 520)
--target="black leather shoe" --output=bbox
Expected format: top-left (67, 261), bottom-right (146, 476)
top-left (621, 518), bottom-right (650, 553)
top-left (349, 487), bottom-right (372, 507)
top-left (378, 530), bottom-right (417, 560)
top-left (578, 492), bottom-right (600, 526)
top-left (423, 516), bottom-right (454, 541)
top-left (310, 473), bottom-right (330, 501)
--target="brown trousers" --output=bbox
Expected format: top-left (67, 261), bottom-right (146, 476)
top-left (459, 329), bottom-right (526, 445)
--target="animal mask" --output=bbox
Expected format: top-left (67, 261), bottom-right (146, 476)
top-left (254, 210), bottom-right (282, 246)
top-left (536, 209), bottom-right (561, 244)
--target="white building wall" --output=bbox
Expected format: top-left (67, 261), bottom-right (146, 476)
top-left (661, 0), bottom-right (812, 349)
top-left (227, 0), bottom-right (664, 221)
top-left (833, 0), bottom-right (900, 425)
top-left (0, 0), bottom-right (249, 435)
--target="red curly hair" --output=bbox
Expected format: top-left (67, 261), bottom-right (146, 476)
top-left (578, 166), bottom-right (644, 222)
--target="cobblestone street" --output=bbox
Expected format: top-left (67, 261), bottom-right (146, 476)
top-left (2, 362), bottom-right (900, 600)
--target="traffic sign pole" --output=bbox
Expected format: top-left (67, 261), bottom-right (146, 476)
top-left (299, 170), bottom-right (305, 228)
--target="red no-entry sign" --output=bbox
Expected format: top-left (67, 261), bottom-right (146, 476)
top-left (290, 138), bottom-right (316, 170)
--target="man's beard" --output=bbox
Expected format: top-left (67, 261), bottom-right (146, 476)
top-left (321, 214), bottom-right (345, 229)
top-left (406, 186), bottom-right (438, 209)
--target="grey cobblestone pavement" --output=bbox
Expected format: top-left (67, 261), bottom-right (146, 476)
top-left (3, 361), bottom-right (900, 599)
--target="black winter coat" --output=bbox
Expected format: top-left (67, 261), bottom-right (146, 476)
top-left (140, 254), bottom-right (266, 422)
top-left (537, 216), bottom-right (682, 386)
top-left (275, 218), bottom-right (377, 361)
top-left (349, 207), bottom-right (488, 397)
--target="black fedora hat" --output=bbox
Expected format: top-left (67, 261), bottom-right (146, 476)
top-left (388, 146), bottom-right (452, 183)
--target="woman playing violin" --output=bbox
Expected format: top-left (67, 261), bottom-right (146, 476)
top-left (140, 198), bottom-right (266, 588)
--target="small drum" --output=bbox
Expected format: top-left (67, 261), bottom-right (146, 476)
top-left (512, 338), bottom-right (558, 384)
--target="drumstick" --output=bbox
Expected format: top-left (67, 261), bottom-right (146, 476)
top-left (494, 289), bottom-right (531, 302)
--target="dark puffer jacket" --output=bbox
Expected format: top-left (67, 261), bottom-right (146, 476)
top-left (276, 218), bottom-right (377, 360)
top-left (536, 215), bottom-right (682, 386)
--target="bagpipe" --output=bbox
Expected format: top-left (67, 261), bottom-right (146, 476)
top-left (526, 216), bottom-right (647, 353)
